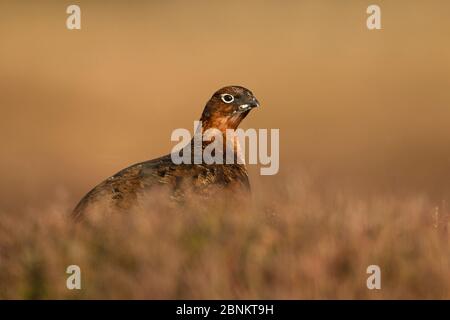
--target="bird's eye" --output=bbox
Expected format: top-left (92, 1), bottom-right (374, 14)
top-left (221, 94), bottom-right (234, 104)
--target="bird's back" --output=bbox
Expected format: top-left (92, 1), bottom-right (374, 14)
top-left (72, 154), bottom-right (250, 219)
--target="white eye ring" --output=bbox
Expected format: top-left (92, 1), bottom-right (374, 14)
top-left (221, 94), bottom-right (234, 104)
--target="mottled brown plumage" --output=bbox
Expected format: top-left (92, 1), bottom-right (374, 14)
top-left (73, 86), bottom-right (259, 219)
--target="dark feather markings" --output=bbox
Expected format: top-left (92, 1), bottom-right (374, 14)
top-left (72, 154), bottom-right (250, 219)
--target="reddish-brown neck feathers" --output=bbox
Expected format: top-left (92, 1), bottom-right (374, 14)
top-left (200, 111), bottom-right (249, 132)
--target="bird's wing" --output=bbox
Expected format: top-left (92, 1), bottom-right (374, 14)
top-left (71, 155), bottom-right (169, 219)
top-left (72, 155), bottom-right (250, 219)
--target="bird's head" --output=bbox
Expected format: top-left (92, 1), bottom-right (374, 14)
top-left (200, 86), bottom-right (259, 132)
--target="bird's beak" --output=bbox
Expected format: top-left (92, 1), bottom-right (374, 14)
top-left (237, 98), bottom-right (260, 113)
top-left (251, 98), bottom-right (260, 109)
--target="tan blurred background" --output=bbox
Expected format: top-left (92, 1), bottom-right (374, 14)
top-left (1, 0), bottom-right (449, 211)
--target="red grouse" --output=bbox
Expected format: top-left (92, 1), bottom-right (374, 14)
top-left (73, 86), bottom-right (260, 218)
